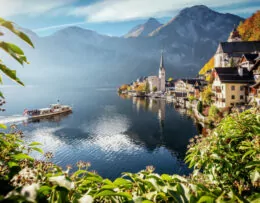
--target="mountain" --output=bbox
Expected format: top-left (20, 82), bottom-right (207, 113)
top-left (0, 5), bottom-right (244, 87)
top-left (124, 18), bottom-right (162, 38)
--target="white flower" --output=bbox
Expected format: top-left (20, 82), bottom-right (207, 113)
top-left (21, 183), bottom-right (40, 202)
top-left (49, 175), bottom-right (74, 190)
top-left (78, 194), bottom-right (93, 203)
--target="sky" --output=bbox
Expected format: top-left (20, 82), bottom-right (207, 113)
top-left (1, 0), bottom-right (259, 37)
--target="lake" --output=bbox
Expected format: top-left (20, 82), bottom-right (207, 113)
top-left (0, 85), bottom-right (199, 179)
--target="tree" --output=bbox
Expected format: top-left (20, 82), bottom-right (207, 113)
top-left (237, 11), bottom-right (260, 41)
top-left (201, 86), bottom-right (213, 105)
top-left (208, 105), bottom-right (219, 119)
top-left (145, 80), bottom-right (150, 94)
top-left (168, 77), bottom-right (173, 82)
top-left (152, 86), bottom-right (157, 92)
top-left (197, 100), bottom-right (203, 114)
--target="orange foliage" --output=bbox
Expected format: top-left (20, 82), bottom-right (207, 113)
top-left (119, 84), bottom-right (129, 91)
top-left (237, 10), bottom-right (260, 41)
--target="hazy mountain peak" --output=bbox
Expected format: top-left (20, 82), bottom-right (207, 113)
top-left (124, 18), bottom-right (162, 38)
top-left (149, 4), bottom-right (243, 37)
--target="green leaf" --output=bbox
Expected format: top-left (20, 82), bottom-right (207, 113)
top-left (31, 147), bottom-right (44, 154)
top-left (0, 41), bottom-right (28, 65)
top-left (0, 63), bottom-right (24, 86)
top-left (29, 141), bottom-right (42, 146)
top-left (0, 124), bottom-right (7, 129)
top-left (95, 190), bottom-right (131, 200)
top-left (11, 153), bottom-right (33, 160)
top-left (113, 178), bottom-right (132, 186)
top-left (8, 161), bottom-right (19, 168)
top-left (38, 186), bottom-right (52, 195)
top-left (197, 195), bottom-right (215, 203)
top-left (0, 18), bottom-right (34, 48)
top-left (0, 91), bottom-right (4, 98)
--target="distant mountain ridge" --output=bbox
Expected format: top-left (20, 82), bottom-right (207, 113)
top-left (124, 18), bottom-right (162, 38)
top-left (0, 5), bottom-right (244, 87)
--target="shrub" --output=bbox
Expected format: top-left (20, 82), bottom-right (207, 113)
top-left (186, 108), bottom-right (260, 198)
top-left (208, 105), bottom-right (219, 119)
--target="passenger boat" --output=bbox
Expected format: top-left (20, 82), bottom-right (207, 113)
top-left (24, 104), bottom-right (72, 120)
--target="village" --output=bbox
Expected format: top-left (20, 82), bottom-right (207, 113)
top-left (118, 27), bottom-right (260, 125)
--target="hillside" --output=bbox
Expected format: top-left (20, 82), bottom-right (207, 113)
top-left (237, 10), bottom-right (260, 41)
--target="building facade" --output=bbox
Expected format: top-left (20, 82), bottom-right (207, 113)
top-left (212, 68), bottom-right (255, 108)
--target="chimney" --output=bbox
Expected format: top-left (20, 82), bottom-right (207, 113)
top-left (238, 67), bottom-right (243, 77)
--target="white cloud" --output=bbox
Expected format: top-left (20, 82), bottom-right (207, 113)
top-left (0, 0), bottom-right (77, 17)
top-left (70, 0), bottom-right (257, 22)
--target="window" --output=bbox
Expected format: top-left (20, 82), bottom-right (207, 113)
top-left (231, 95), bottom-right (235, 100)
top-left (240, 86), bottom-right (244, 91)
top-left (231, 86), bottom-right (235, 91)
top-left (240, 95), bottom-right (244, 100)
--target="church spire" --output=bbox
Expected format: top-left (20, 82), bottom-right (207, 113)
top-left (160, 51), bottom-right (164, 70)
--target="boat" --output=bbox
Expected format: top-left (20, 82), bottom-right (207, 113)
top-left (24, 104), bottom-right (72, 120)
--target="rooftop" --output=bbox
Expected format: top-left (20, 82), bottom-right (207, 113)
top-left (217, 41), bottom-right (260, 54)
top-left (215, 67), bottom-right (255, 84)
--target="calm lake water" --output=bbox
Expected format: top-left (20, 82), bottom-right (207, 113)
top-left (0, 85), bottom-right (199, 179)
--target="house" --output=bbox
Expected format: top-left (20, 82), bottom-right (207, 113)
top-left (174, 79), bottom-right (205, 98)
top-left (249, 82), bottom-right (260, 106)
top-left (212, 67), bottom-right (255, 108)
top-left (239, 54), bottom-right (259, 71)
top-left (214, 28), bottom-right (260, 67)
top-left (147, 52), bottom-right (166, 92)
top-left (165, 79), bottom-right (176, 94)
top-left (250, 56), bottom-right (260, 82)
top-left (248, 56), bottom-right (260, 106)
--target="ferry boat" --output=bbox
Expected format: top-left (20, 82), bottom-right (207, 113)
top-left (24, 104), bottom-right (72, 120)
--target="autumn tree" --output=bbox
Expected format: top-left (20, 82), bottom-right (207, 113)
top-left (237, 10), bottom-right (260, 41)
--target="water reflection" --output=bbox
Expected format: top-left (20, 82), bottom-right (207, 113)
top-left (26, 112), bottom-right (72, 124)
top-left (119, 95), bottom-right (197, 159)
top-left (4, 87), bottom-right (199, 179)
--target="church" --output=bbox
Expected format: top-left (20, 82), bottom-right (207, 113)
top-left (214, 27), bottom-right (260, 67)
top-left (147, 53), bottom-right (166, 92)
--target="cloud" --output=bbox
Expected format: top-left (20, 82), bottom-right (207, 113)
top-left (0, 0), bottom-right (77, 17)
top-left (70, 0), bottom-right (257, 22)
top-left (33, 21), bottom-right (86, 32)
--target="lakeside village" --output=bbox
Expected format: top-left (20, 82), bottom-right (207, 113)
top-left (118, 27), bottom-right (260, 126)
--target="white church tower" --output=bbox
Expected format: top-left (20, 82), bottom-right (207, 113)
top-left (159, 52), bottom-right (166, 92)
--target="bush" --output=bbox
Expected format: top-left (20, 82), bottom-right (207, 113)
top-left (186, 108), bottom-right (260, 199)
top-left (208, 105), bottom-right (219, 119)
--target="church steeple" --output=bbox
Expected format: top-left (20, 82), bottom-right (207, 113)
top-left (228, 25), bottom-right (242, 42)
top-left (160, 51), bottom-right (165, 70)
top-left (159, 51), bottom-right (166, 92)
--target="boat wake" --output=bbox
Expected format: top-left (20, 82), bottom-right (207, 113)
top-left (0, 115), bottom-right (28, 124)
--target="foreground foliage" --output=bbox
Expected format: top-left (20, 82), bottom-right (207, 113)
top-left (0, 108), bottom-right (258, 202)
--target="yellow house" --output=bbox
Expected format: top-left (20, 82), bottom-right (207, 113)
top-left (212, 67), bottom-right (255, 108)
